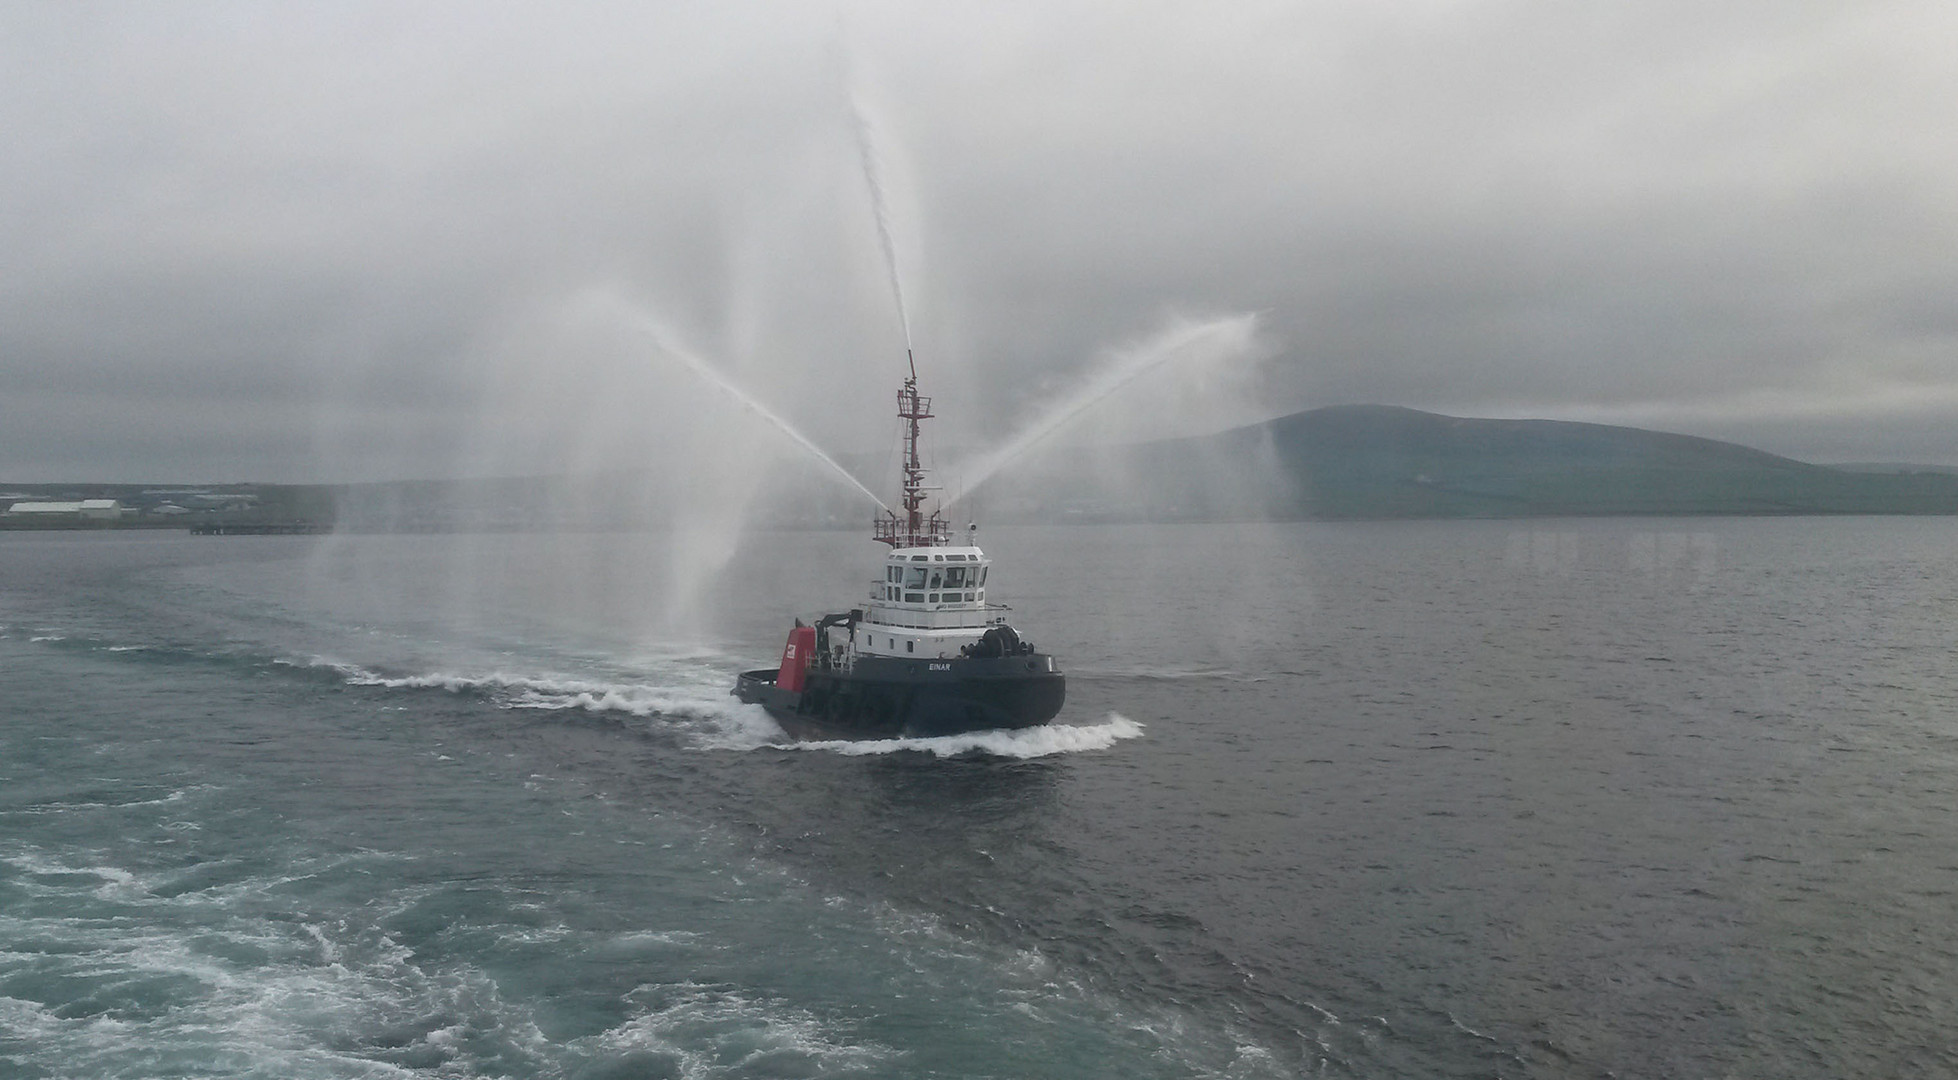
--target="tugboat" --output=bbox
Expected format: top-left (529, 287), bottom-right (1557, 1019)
top-left (733, 359), bottom-right (1065, 739)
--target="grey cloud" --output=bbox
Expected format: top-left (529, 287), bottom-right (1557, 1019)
top-left (4, 1), bottom-right (1956, 480)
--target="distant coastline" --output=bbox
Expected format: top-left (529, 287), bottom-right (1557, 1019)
top-left (982, 405), bottom-right (1958, 522)
top-left (10, 407), bottom-right (1958, 531)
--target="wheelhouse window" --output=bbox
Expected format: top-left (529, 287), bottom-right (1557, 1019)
top-left (904, 567), bottom-right (928, 589)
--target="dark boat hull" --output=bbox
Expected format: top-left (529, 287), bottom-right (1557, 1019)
top-left (733, 653), bottom-right (1065, 739)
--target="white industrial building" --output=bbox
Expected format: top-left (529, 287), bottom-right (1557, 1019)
top-left (6, 499), bottom-right (125, 520)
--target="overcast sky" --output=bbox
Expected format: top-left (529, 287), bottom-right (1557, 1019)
top-left (4, 1), bottom-right (1956, 482)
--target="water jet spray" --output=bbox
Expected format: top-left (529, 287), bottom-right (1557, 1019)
top-left (577, 291), bottom-right (891, 513)
top-left (945, 313), bottom-right (1264, 510)
top-left (847, 59), bottom-right (916, 358)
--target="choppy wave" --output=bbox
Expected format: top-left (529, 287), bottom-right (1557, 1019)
top-left (7, 785), bottom-right (208, 819)
top-left (1, 835), bottom-right (1283, 1079)
top-left (1074, 665), bottom-right (1265, 683)
top-left (0, 844), bottom-right (898, 1079)
top-left (573, 984), bottom-right (897, 1075)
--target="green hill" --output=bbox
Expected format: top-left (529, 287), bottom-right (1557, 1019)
top-left (983, 406), bottom-right (1958, 520)
top-left (1263, 405), bottom-right (1958, 517)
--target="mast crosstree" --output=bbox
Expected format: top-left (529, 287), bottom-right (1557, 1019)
top-left (874, 349), bottom-right (949, 548)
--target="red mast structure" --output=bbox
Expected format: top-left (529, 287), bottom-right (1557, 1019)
top-left (874, 350), bottom-right (949, 548)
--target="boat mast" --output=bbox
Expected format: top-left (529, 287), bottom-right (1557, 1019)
top-left (875, 348), bottom-right (948, 548)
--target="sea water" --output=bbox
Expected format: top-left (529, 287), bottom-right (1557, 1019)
top-left (3, 519), bottom-right (1955, 1078)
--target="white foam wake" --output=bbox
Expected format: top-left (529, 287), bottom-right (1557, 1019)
top-left (296, 657), bottom-right (730, 716)
top-left (290, 655), bottom-right (789, 748)
top-left (787, 714), bottom-right (1145, 759)
top-left (289, 658), bottom-right (1140, 758)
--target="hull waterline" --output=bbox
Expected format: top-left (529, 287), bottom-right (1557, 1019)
top-left (735, 655), bottom-right (1065, 740)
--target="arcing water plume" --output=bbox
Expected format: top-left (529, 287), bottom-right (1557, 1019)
top-left (847, 68), bottom-right (915, 355)
top-left (945, 313), bottom-right (1265, 509)
top-left (578, 291), bottom-right (890, 512)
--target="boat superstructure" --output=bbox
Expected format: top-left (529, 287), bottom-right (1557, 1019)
top-left (733, 361), bottom-right (1065, 738)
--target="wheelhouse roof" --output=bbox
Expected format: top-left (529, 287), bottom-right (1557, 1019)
top-left (885, 545), bottom-right (985, 560)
